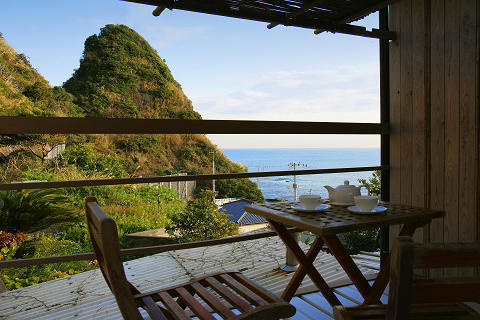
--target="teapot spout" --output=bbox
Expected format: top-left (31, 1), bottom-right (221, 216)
top-left (324, 185), bottom-right (335, 201)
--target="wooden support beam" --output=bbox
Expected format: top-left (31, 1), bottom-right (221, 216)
top-left (152, 6), bottom-right (166, 16)
top-left (314, 25), bottom-right (396, 40)
top-left (0, 165), bottom-right (386, 190)
top-left (314, 0), bottom-right (399, 35)
top-left (0, 116), bottom-right (388, 134)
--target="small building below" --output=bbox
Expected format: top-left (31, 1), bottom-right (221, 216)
top-left (219, 199), bottom-right (269, 234)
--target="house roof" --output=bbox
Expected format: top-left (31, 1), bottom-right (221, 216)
top-left (220, 199), bottom-right (267, 225)
top-left (122, 0), bottom-right (397, 39)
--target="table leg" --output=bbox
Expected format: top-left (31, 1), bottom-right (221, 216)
top-left (363, 220), bottom-right (430, 304)
top-left (322, 235), bottom-right (372, 299)
top-left (268, 220), bottom-right (341, 306)
top-left (282, 236), bottom-right (324, 301)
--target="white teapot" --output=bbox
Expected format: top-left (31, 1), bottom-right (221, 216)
top-left (324, 180), bottom-right (368, 204)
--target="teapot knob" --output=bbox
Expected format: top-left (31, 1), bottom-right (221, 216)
top-left (344, 180), bottom-right (349, 185)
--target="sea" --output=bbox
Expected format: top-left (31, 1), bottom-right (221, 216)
top-left (222, 148), bottom-right (380, 201)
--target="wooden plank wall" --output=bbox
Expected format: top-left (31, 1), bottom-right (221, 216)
top-left (389, 0), bottom-right (479, 247)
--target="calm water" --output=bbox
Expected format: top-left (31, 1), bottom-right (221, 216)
top-left (222, 148), bottom-right (380, 201)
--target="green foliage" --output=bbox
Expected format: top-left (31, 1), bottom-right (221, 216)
top-left (358, 170), bottom-right (381, 197)
top-left (2, 234), bottom-right (93, 290)
top-left (0, 133), bottom-right (67, 163)
top-left (115, 135), bottom-right (159, 153)
top-left (166, 190), bottom-right (238, 242)
top-left (0, 244), bottom-right (19, 261)
top-left (53, 144), bottom-right (126, 178)
top-left (215, 179), bottom-right (265, 203)
top-left (342, 171), bottom-right (383, 254)
top-left (344, 229), bottom-right (379, 255)
top-left (0, 189), bottom-right (80, 233)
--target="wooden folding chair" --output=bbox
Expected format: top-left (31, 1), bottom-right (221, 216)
top-left (333, 236), bottom-right (480, 320)
top-left (85, 197), bottom-right (296, 320)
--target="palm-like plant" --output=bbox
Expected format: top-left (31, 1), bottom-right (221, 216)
top-left (0, 189), bottom-right (80, 233)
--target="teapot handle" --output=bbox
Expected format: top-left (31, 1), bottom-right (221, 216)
top-left (359, 185), bottom-right (370, 195)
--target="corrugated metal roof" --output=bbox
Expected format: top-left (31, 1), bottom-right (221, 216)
top-left (237, 212), bottom-right (267, 225)
top-left (220, 199), bottom-right (267, 225)
top-left (0, 236), bottom-right (378, 320)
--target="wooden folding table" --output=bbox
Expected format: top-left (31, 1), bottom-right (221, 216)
top-left (244, 202), bottom-right (444, 306)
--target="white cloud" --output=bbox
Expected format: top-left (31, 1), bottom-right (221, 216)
top-left (183, 63), bottom-right (380, 148)
top-left (188, 64), bottom-right (379, 121)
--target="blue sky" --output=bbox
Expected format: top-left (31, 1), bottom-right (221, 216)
top-left (1, 0), bottom-right (381, 149)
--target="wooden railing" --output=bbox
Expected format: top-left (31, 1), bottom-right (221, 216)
top-left (0, 116), bottom-right (388, 269)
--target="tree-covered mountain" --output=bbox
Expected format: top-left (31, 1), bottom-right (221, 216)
top-left (0, 26), bottom-right (264, 202)
top-left (64, 24), bottom-right (200, 120)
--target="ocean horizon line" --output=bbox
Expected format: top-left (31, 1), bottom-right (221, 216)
top-left (221, 147), bottom-right (380, 150)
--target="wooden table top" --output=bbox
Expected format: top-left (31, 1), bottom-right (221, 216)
top-left (244, 201), bottom-right (444, 236)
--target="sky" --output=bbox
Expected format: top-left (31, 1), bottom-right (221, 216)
top-left (1, 0), bottom-right (381, 149)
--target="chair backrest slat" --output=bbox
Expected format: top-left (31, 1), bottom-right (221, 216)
top-left (413, 243), bottom-right (480, 268)
top-left (85, 197), bottom-right (143, 320)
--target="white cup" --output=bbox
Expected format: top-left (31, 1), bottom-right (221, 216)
top-left (299, 195), bottom-right (322, 210)
top-left (354, 195), bottom-right (378, 212)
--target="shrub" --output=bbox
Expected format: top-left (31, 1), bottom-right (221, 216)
top-left (215, 178), bottom-right (265, 203)
top-left (0, 189), bottom-right (80, 233)
top-left (343, 229), bottom-right (379, 255)
top-left (166, 190), bottom-right (238, 242)
top-left (358, 170), bottom-right (381, 197)
top-left (54, 144), bottom-right (125, 178)
top-left (2, 234), bottom-right (93, 290)
top-left (0, 231), bottom-right (26, 248)
top-left (340, 171), bottom-right (383, 254)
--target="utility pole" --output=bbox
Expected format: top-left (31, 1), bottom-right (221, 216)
top-left (257, 167), bottom-right (260, 188)
top-left (210, 151), bottom-right (215, 193)
top-left (288, 162), bottom-right (307, 201)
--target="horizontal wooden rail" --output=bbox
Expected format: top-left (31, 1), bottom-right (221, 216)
top-left (0, 166), bottom-right (386, 190)
top-left (0, 228), bottom-right (298, 269)
top-left (0, 116), bottom-right (388, 134)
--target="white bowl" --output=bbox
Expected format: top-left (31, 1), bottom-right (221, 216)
top-left (354, 195), bottom-right (378, 212)
top-left (299, 195), bottom-right (322, 210)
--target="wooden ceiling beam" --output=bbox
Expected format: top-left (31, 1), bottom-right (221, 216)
top-left (122, 0), bottom-right (395, 39)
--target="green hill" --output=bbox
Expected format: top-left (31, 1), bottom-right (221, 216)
top-left (0, 26), bottom-right (264, 202)
top-left (0, 34), bottom-right (82, 117)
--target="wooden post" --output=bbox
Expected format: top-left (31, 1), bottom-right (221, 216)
top-left (379, 7), bottom-right (391, 266)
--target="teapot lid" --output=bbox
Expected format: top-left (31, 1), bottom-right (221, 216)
top-left (336, 180), bottom-right (357, 190)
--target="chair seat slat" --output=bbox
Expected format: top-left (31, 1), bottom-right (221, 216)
top-left (218, 274), bottom-right (267, 306)
top-left (157, 292), bottom-right (191, 320)
top-left (175, 287), bottom-right (217, 320)
top-left (230, 272), bottom-right (282, 303)
top-left (141, 296), bottom-right (169, 320)
top-left (204, 277), bottom-right (252, 312)
top-left (190, 282), bottom-right (237, 319)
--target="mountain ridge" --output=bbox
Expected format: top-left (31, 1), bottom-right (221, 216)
top-left (0, 26), bottom-right (264, 202)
